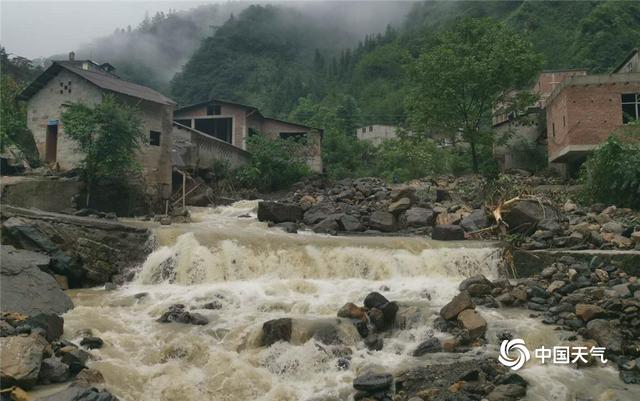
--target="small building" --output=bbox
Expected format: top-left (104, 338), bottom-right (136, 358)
top-left (492, 70), bottom-right (588, 172)
top-left (173, 99), bottom-right (323, 173)
top-left (356, 124), bottom-right (398, 146)
top-left (18, 53), bottom-right (176, 205)
top-left (546, 48), bottom-right (640, 174)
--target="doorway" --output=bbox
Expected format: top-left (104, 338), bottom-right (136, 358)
top-left (45, 123), bottom-right (58, 163)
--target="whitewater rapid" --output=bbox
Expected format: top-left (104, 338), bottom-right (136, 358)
top-left (56, 201), bottom-right (638, 401)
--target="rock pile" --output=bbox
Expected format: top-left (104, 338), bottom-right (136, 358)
top-left (258, 176), bottom-right (491, 239)
top-left (496, 257), bottom-right (640, 384)
top-left (338, 292), bottom-right (399, 352)
top-left (0, 311), bottom-right (113, 399)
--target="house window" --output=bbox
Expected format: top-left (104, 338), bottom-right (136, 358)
top-left (206, 104), bottom-right (222, 116)
top-left (552, 123), bottom-right (556, 138)
top-left (361, 128), bottom-right (366, 134)
top-left (369, 126), bottom-right (373, 132)
top-left (149, 131), bottom-right (161, 146)
top-left (622, 93), bottom-right (640, 124)
top-left (563, 115), bottom-right (566, 127)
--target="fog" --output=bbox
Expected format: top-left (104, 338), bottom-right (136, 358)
top-left (1, 1), bottom-right (416, 90)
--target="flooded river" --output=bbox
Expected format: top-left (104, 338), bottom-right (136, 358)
top-left (59, 201), bottom-right (639, 401)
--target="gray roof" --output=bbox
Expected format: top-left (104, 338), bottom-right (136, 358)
top-left (18, 61), bottom-right (175, 106)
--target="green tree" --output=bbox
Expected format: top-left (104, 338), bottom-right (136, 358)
top-left (234, 134), bottom-right (310, 191)
top-left (579, 124), bottom-right (640, 209)
top-left (406, 17), bottom-right (543, 173)
top-left (61, 95), bottom-right (145, 203)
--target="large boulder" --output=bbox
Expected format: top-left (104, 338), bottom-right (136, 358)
top-left (457, 309), bottom-right (487, 340)
top-left (369, 211), bottom-right (397, 232)
top-left (501, 200), bottom-right (562, 234)
top-left (460, 209), bottom-right (490, 232)
top-left (262, 318), bottom-right (292, 346)
top-left (303, 204), bottom-right (337, 226)
top-left (0, 246), bottom-right (73, 316)
top-left (585, 319), bottom-right (624, 354)
top-left (257, 201), bottom-right (303, 223)
top-left (37, 385), bottom-right (119, 401)
top-left (388, 198), bottom-right (412, 214)
top-left (404, 207), bottom-right (434, 228)
top-left (432, 224), bottom-right (465, 241)
top-left (338, 214), bottom-right (363, 232)
top-left (440, 292), bottom-right (474, 320)
top-left (0, 335), bottom-right (45, 389)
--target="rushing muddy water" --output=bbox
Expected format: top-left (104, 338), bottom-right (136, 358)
top-left (59, 201), bottom-right (639, 401)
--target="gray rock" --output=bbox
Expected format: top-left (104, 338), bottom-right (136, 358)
top-left (457, 309), bottom-right (487, 340)
top-left (486, 384), bottom-right (527, 401)
top-left (459, 209), bottom-right (490, 232)
top-left (38, 357), bottom-right (70, 384)
top-left (25, 313), bottom-right (64, 342)
top-left (338, 214), bottom-right (363, 232)
top-left (262, 318), bottom-right (292, 346)
top-left (353, 372), bottom-right (393, 392)
top-left (388, 197), bottom-right (411, 214)
top-left (390, 185), bottom-right (415, 202)
top-left (369, 211), bottom-right (396, 232)
top-left (611, 283), bottom-right (631, 298)
top-left (585, 319), bottom-right (624, 354)
top-left (432, 224), bottom-right (465, 241)
top-left (273, 222), bottom-right (298, 233)
top-left (0, 320), bottom-right (17, 337)
top-left (404, 207), bottom-right (434, 228)
top-left (413, 337), bottom-right (442, 356)
top-left (502, 200), bottom-right (562, 234)
top-left (440, 292), bottom-right (474, 320)
top-left (257, 201), bottom-right (303, 223)
top-left (303, 204), bottom-right (337, 226)
top-left (0, 335), bottom-right (45, 389)
top-left (459, 274), bottom-right (493, 292)
top-left (37, 385), bottom-right (120, 401)
top-left (0, 246), bottom-right (73, 316)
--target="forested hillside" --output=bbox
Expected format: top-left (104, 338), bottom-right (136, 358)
top-left (171, 0), bottom-right (640, 122)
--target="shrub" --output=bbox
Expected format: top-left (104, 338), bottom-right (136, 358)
top-left (579, 127), bottom-right (640, 209)
top-left (234, 134), bottom-right (311, 192)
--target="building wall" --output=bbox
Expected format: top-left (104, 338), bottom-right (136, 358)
top-left (534, 70), bottom-right (587, 107)
top-left (615, 52), bottom-right (640, 73)
top-left (547, 81), bottom-right (640, 162)
top-left (356, 125), bottom-right (398, 146)
top-left (27, 69), bottom-right (103, 170)
top-left (172, 124), bottom-right (251, 170)
top-left (493, 120), bottom-right (544, 171)
top-left (173, 103), bottom-right (249, 149)
top-left (26, 69), bottom-right (174, 202)
top-left (259, 119), bottom-right (323, 173)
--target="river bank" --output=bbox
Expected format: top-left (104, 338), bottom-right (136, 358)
top-left (1, 173), bottom-right (639, 400)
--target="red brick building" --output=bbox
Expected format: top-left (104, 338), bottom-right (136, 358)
top-left (546, 49), bottom-right (640, 173)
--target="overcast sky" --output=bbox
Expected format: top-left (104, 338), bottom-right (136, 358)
top-left (0, 1), bottom-right (216, 59)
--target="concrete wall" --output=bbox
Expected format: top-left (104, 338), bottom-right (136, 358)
top-left (27, 69), bottom-right (102, 170)
top-left (547, 73), bottom-right (640, 163)
top-left (493, 119), bottom-right (545, 171)
top-left (356, 125), bottom-right (398, 146)
top-left (25, 69), bottom-right (174, 203)
top-left (172, 124), bottom-right (251, 170)
top-left (1, 176), bottom-right (84, 213)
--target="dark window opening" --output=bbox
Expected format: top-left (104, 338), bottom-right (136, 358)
top-left (563, 116), bottom-right (566, 127)
top-left (279, 132), bottom-right (307, 141)
top-left (361, 128), bottom-right (366, 133)
top-left (621, 93), bottom-right (639, 124)
top-left (552, 123), bottom-right (556, 138)
top-left (175, 119), bottom-right (192, 128)
top-left (369, 126), bottom-right (373, 132)
top-left (150, 131), bottom-right (161, 146)
top-left (59, 90), bottom-right (63, 94)
top-left (59, 82), bottom-right (63, 87)
top-left (206, 104), bottom-right (222, 116)
top-left (194, 117), bottom-right (233, 143)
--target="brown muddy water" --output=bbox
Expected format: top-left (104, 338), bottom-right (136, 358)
top-left (49, 201), bottom-right (640, 400)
